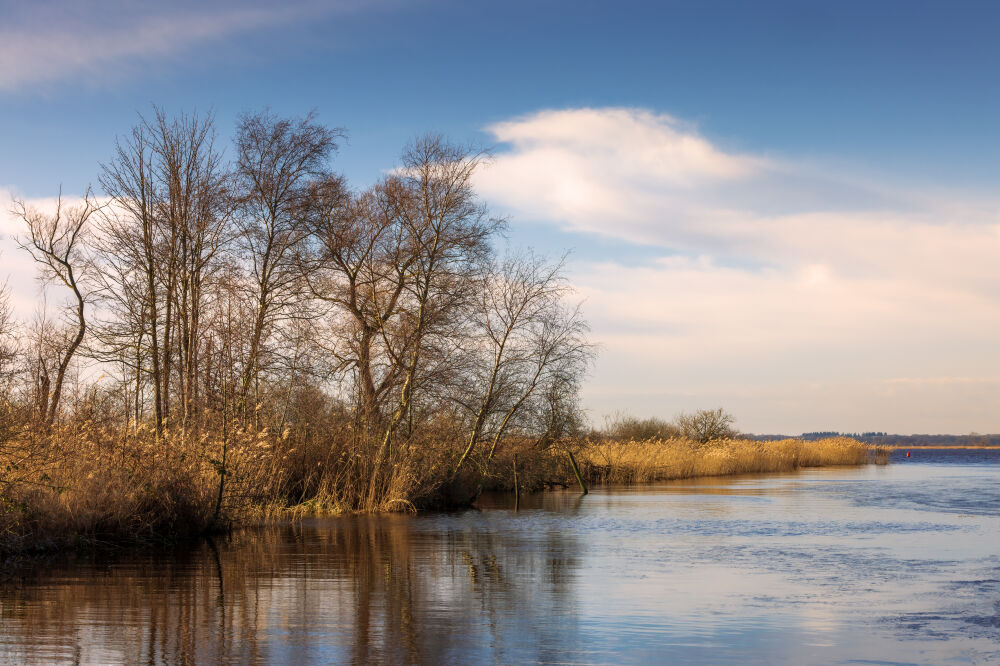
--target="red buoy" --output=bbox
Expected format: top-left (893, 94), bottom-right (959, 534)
top-left (906, 451), bottom-right (910, 458)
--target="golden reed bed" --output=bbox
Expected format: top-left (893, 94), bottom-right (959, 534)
top-left (575, 437), bottom-right (871, 485)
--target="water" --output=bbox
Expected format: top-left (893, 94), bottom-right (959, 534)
top-left (2, 453), bottom-right (998, 664)
top-left (888, 446), bottom-right (1000, 465)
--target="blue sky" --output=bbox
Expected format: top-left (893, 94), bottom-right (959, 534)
top-left (3, 0), bottom-right (1000, 433)
top-left (5, 1), bottom-right (1000, 193)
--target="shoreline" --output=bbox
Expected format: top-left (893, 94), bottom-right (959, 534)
top-left (2, 436), bottom-right (872, 559)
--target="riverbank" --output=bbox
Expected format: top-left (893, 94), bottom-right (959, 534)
top-left (0, 429), bottom-right (871, 556)
top-left (528, 436), bottom-right (872, 488)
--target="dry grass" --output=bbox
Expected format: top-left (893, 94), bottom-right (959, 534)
top-left (427, 436), bottom-right (873, 497)
top-left (0, 422), bottom-right (288, 554)
top-left (0, 417), bottom-right (469, 554)
top-left (575, 436), bottom-right (870, 485)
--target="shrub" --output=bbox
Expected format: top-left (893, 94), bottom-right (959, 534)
top-left (676, 408), bottom-right (737, 443)
top-left (602, 412), bottom-right (680, 441)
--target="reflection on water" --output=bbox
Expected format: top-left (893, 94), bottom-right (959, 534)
top-left (2, 457), bottom-right (999, 665)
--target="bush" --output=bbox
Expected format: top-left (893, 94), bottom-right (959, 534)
top-left (602, 413), bottom-right (680, 441)
top-left (676, 408), bottom-right (737, 443)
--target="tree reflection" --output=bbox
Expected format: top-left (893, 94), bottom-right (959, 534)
top-left (0, 510), bottom-right (581, 664)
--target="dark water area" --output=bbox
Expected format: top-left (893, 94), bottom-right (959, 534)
top-left (2, 453), bottom-right (998, 664)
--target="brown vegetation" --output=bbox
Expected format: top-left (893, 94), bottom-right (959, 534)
top-left (574, 436), bottom-right (870, 486)
top-left (440, 434), bottom-right (872, 496)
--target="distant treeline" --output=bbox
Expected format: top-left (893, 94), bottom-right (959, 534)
top-left (752, 432), bottom-right (1000, 447)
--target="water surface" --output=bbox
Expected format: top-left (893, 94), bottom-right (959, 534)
top-left (2, 454), bottom-right (998, 664)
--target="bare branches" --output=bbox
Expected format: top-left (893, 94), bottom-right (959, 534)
top-left (11, 189), bottom-right (101, 425)
top-left (0, 279), bottom-right (17, 396)
top-left (98, 108), bottom-right (230, 435)
top-left (234, 110), bottom-right (343, 418)
top-left (453, 250), bottom-right (595, 475)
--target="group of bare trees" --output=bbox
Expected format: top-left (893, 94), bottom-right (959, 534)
top-left (3, 109), bottom-right (593, 509)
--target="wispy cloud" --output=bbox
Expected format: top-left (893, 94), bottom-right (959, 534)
top-left (477, 107), bottom-right (1000, 433)
top-left (0, 0), bottom-right (365, 91)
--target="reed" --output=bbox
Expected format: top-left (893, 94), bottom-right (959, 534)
top-left (575, 436), bottom-right (869, 485)
top-left (0, 422), bottom-right (288, 554)
top-left (0, 417), bottom-right (466, 554)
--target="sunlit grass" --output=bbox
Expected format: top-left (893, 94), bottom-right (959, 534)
top-left (576, 436), bottom-right (870, 485)
top-left (0, 423), bottom-right (287, 554)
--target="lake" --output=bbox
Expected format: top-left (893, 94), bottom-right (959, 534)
top-left (2, 451), bottom-right (998, 664)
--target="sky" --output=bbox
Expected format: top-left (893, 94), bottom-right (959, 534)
top-left (2, 0), bottom-right (999, 434)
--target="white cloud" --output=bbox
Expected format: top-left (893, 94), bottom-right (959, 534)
top-left (478, 108), bottom-right (771, 248)
top-left (477, 108), bottom-right (1000, 433)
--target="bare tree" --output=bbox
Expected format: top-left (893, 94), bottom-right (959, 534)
top-left (97, 109), bottom-right (230, 436)
top-left (99, 119), bottom-right (168, 435)
top-left (302, 175), bottom-right (425, 439)
top-left (364, 136), bottom-right (501, 508)
top-left (677, 408), bottom-right (737, 443)
top-left (147, 108), bottom-right (231, 429)
top-left (452, 251), bottom-right (576, 475)
top-left (233, 110), bottom-right (343, 420)
top-left (12, 189), bottom-right (100, 425)
top-left (304, 137), bottom-right (589, 505)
